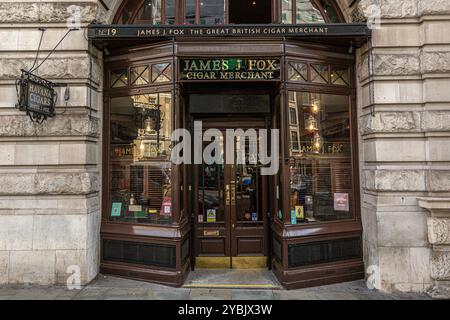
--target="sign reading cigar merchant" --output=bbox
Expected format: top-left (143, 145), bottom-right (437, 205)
top-left (16, 69), bottom-right (56, 123)
top-left (180, 58), bottom-right (281, 81)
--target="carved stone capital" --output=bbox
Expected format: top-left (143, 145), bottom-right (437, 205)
top-left (418, 197), bottom-right (450, 218)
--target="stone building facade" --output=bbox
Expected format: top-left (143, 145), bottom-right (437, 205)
top-left (0, 0), bottom-right (449, 298)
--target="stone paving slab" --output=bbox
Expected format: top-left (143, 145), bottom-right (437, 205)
top-left (0, 275), bottom-right (432, 300)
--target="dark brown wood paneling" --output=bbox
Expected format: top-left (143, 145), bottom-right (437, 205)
top-left (200, 238), bottom-right (226, 255)
top-left (236, 237), bottom-right (264, 255)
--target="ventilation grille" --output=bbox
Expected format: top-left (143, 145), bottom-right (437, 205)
top-left (103, 239), bottom-right (176, 268)
top-left (288, 237), bottom-right (361, 268)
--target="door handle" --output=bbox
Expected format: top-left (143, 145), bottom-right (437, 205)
top-left (230, 182), bottom-right (236, 205)
top-left (225, 184), bottom-right (230, 205)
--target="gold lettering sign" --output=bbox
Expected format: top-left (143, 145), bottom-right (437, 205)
top-left (204, 230), bottom-right (220, 236)
top-left (180, 58), bottom-right (281, 81)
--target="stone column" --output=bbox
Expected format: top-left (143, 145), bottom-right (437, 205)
top-left (418, 198), bottom-right (450, 299)
top-left (0, 1), bottom-right (108, 285)
top-left (350, 0), bottom-right (450, 293)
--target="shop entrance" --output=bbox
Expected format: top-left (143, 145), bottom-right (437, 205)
top-left (189, 94), bottom-right (272, 269)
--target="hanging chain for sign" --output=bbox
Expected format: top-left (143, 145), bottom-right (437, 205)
top-left (15, 69), bottom-right (57, 124)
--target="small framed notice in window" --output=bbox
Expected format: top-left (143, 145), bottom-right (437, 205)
top-left (111, 202), bottom-right (122, 217)
top-left (334, 193), bottom-right (349, 212)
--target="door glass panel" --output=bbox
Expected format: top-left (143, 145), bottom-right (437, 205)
top-left (198, 137), bottom-right (225, 224)
top-left (234, 135), bottom-right (262, 224)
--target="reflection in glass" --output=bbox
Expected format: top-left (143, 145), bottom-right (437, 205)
top-left (152, 63), bottom-right (172, 82)
top-left (331, 66), bottom-right (350, 86)
top-left (296, 0), bottom-right (325, 23)
top-left (289, 92), bottom-right (353, 224)
top-left (110, 93), bottom-right (173, 224)
top-left (288, 62), bottom-right (308, 82)
top-left (311, 64), bottom-right (329, 84)
top-left (135, 0), bottom-right (162, 24)
top-left (282, 0), bottom-right (293, 24)
top-left (165, 0), bottom-right (176, 24)
top-left (130, 66), bottom-right (150, 86)
top-left (199, 0), bottom-right (225, 25)
top-left (111, 69), bottom-right (128, 88)
top-left (185, 0), bottom-right (196, 24)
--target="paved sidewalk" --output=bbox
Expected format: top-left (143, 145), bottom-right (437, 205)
top-left (0, 274), bottom-right (432, 300)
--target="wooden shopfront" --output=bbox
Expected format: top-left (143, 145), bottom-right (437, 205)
top-left (90, 0), bottom-right (370, 288)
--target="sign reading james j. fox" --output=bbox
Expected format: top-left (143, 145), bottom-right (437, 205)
top-left (179, 58), bottom-right (281, 81)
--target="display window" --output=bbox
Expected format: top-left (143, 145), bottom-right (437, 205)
top-left (288, 91), bottom-right (353, 223)
top-left (109, 93), bottom-right (173, 224)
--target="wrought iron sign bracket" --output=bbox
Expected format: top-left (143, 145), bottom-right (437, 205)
top-left (15, 69), bottom-right (57, 124)
top-left (15, 27), bottom-right (76, 123)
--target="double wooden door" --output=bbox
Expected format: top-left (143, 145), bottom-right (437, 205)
top-left (192, 119), bottom-right (268, 268)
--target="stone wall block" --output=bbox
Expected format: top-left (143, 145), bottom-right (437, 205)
top-left (0, 57), bottom-right (92, 80)
top-left (55, 249), bottom-right (87, 284)
top-left (374, 53), bottom-right (420, 75)
top-left (0, 3), bottom-right (39, 23)
top-left (0, 251), bottom-right (8, 284)
top-left (0, 2), bottom-right (100, 23)
top-left (421, 111), bottom-right (450, 132)
top-left (364, 169), bottom-right (426, 192)
top-left (419, 0), bottom-right (450, 16)
top-left (361, 112), bottom-right (421, 135)
top-left (421, 51), bottom-right (450, 74)
top-left (0, 172), bottom-right (99, 195)
top-left (9, 250), bottom-right (55, 284)
top-left (427, 170), bottom-right (450, 192)
top-left (0, 115), bottom-right (99, 138)
top-left (358, 0), bottom-right (418, 19)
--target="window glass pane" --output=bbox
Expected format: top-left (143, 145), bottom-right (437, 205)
top-left (110, 93), bottom-right (173, 225)
top-left (331, 65), bottom-right (350, 86)
top-left (135, 0), bottom-right (162, 24)
top-left (130, 65), bottom-right (150, 86)
top-left (185, 0), bottom-right (196, 24)
top-left (289, 92), bottom-right (353, 224)
top-left (152, 63), bottom-right (172, 82)
top-left (319, 0), bottom-right (340, 22)
top-left (110, 69), bottom-right (128, 88)
top-left (200, 0), bottom-right (225, 25)
top-left (311, 64), bottom-right (329, 84)
top-left (165, 0), bottom-right (175, 25)
top-left (282, 0), bottom-right (293, 24)
top-left (288, 62), bottom-right (308, 82)
top-left (119, 0), bottom-right (140, 23)
top-left (296, 0), bottom-right (325, 23)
